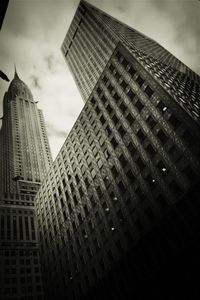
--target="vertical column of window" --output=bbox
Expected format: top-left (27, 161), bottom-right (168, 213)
top-left (13, 216), bottom-right (17, 240)
top-left (19, 216), bottom-right (23, 240)
top-left (7, 215), bottom-right (11, 240)
top-left (30, 217), bottom-right (36, 240)
top-left (0, 215), bottom-right (5, 239)
top-left (25, 216), bottom-right (30, 241)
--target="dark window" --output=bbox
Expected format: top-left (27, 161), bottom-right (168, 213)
top-left (126, 169), bottom-right (135, 182)
top-left (128, 66), bottom-right (136, 77)
top-left (168, 115), bottom-right (181, 129)
top-left (146, 174), bottom-right (156, 188)
top-left (108, 83), bottom-right (114, 93)
top-left (145, 207), bottom-right (155, 221)
top-left (116, 51), bottom-right (122, 60)
top-left (128, 141), bottom-right (136, 156)
top-left (144, 86), bottom-right (154, 98)
top-left (114, 71), bottom-right (121, 81)
top-left (91, 97), bottom-right (96, 104)
top-left (168, 145), bottom-right (180, 162)
top-left (95, 105), bottom-right (100, 115)
top-left (118, 181), bottom-right (126, 194)
top-left (121, 58), bottom-right (128, 68)
top-left (135, 186), bottom-right (145, 201)
top-left (135, 100), bottom-right (144, 112)
top-left (146, 115), bottom-right (156, 129)
top-left (96, 87), bottom-right (102, 96)
top-left (157, 101), bottom-right (167, 113)
top-left (135, 157), bottom-right (145, 171)
top-left (182, 129), bottom-right (195, 145)
top-left (127, 89), bottom-right (135, 100)
top-left (183, 165), bottom-right (197, 182)
top-left (109, 64), bottom-right (115, 73)
top-left (112, 114), bottom-right (119, 125)
top-left (102, 75), bottom-right (108, 84)
top-left (137, 129), bottom-right (145, 143)
top-left (157, 129), bottom-right (168, 144)
top-left (118, 126), bottom-right (126, 138)
top-left (156, 194), bottom-right (168, 210)
top-left (100, 115), bottom-right (106, 125)
top-left (121, 80), bottom-right (128, 90)
top-left (113, 92), bottom-right (120, 102)
top-left (111, 137), bottom-right (118, 149)
top-left (136, 76), bottom-right (144, 87)
top-left (119, 102), bottom-right (127, 113)
top-left (101, 95), bottom-right (107, 103)
top-left (146, 144), bottom-right (156, 157)
top-left (126, 113), bottom-right (135, 125)
top-left (111, 166), bottom-right (118, 177)
top-left (169, 181), bottom-right (182, 197)
top-left (106, 104), bottom-right (112, 114)
top-left (105, 125), bottom-right (111, 136)
top-left (119, 154), bottom-right (128, 167)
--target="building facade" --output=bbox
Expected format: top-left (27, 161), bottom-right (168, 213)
top-left (0, 70), bottom-right (52, 300)
top-left (35, 1), bottom-right (200, 299)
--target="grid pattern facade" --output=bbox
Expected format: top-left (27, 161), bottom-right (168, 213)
top-left (0, 71), bottom-right (52, 300)
top-left (36, 43), bottom-right (200, 299)
top-left (0, 72), bottom-right (52, 194)
top-left (61, 0), bottom-right (200, 123)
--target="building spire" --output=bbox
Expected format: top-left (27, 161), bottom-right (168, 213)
top-left (14, 64), bottom-right (20, 79)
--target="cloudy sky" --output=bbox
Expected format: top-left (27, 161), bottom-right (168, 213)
top-left (0, 0), bottom-right (199, 159)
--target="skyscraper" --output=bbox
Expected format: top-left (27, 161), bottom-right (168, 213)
top-left (36, 1), bottom-right (200, 299)
top-left (0, 69), bottom-right (52, 300)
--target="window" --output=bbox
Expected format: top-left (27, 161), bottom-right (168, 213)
top-left (126, 113), bottom-right (135, 125)
top-left (146, 115), bottom-right (156, 129)
top-left (101, 95), bottom-right (107, 103)
top-left (128, 141), bottom-right (136, 156)
top-left (157, 101), bottom-right (167, 113)
top-left (118, 181), bottom-right (126, 194)
top-left (136, 76), bottom-right (144, 87)
top-left (146, 174), bottom-right (156, 188)
top-left (168, 114), bottom-right (181, 129)
top-left (157, 129), bottom-right (168, 144)
top-left (135, 100), bottom-right (144, 112)
top-left (127, 89), bottom-right (135, 100)
top-left (95, 105), bottom-right (100, 115)
top-left (144, 86), bottom-right (154, 98)
top-left (119, 154), bottom-right (128, 167)
top-left (112, 115), bottom-right (119, 125)
top-left (169, 181), bottom-right (182, 197)
top-left (121, 80), bottom-right (128, 90)
top-left (96, 87), bottom-right (102, 96)
top-left (111, 137), bottom-right (118, 149)
top-left (135, 157), bottom-right (145, 171)
top-left (183, 165), bottom-right (197, 182)
top-left (114, 71), bottom-right (121, 81)
top-left (128, 66), bottom-right (136, 77)
top-left (106, 104), bottom-right (112, 114)
top-left (118, 126), bottom-right (126, 138)
top-left (119, 102), bottom-right (127, 113)
top-left (100, 115), bottom-right (106, 125)
top-left (146, 144), bottom-right (156, 157)
top-left (109, 64), bottom-right (115, 73)
top-left (137, 129), bottom-right (145, 143)
top-left (126, 169), bottom-right (135, 182)
top-left (113, 92), bottom-right (120, 102)
top-left (121, 58), bottom-right (128, 68)
top-left (111, 166), bottom-right (118, 177)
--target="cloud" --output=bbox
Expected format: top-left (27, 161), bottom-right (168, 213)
top-left (46, 122), bottom-right (68, 138)
top-left (30, 75), bottom-right (41, 89)
top-left (45, 54), bottom-right (55, 72)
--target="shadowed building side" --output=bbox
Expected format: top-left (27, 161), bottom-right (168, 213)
top-left (36, 1), bottom-right (200, 298)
